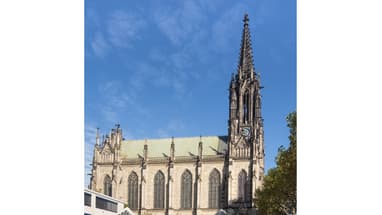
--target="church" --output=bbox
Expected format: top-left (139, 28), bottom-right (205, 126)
top-left (89, 14), bottom-right (265, 215)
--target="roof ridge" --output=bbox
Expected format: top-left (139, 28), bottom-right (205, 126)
top-left (124, 135), bottom-right (228, 142)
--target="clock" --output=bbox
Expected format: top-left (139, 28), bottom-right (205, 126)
top-left (241, 127), bottom-right (251, 137)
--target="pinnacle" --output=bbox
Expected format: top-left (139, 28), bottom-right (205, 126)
top-left (243, 14), bottom-right (249, 25)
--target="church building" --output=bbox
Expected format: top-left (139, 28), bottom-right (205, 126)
top-left (89, 14), bottom-right (265, 215)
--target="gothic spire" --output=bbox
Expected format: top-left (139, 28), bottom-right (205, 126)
top-left (237, 14), bottom-right (255, 80)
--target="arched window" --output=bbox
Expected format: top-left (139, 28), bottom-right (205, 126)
top-left (209, 169), bottom-right (220, 208)
top-left (154, 171), bottom-right (165, 209)
top-left (104, 175), bottom-right (112, 197)
top-left (243, 91), bottom-right (249, 123)
top-left (181, 170), bottom-right (192, 209)
top-left (128, 172), bottom-right (139, 209)
top-left (238, 170), bottom-right (247, 201)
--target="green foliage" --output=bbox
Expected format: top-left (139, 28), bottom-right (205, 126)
top-left (256, 111), bottom-right (296, 215)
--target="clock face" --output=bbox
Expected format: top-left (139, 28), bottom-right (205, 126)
top-left (241, 127), bottom-right (251, 137)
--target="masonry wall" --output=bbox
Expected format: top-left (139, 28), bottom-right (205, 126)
top-left (228, 159), bottom-right (252, 204)
top-left (92, 158), bottom-right (230, 215)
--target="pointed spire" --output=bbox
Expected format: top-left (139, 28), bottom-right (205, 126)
top-left (96, 127), bottom-right (100, 146)
top-left (230, 73), bottom-right (236, 88)
top-left (237, 13), bottom-right (255, 80)
top-left (198, 135), bottom-right (203, 158)
top-left (170, 136), bottom-right (175, 160)
top-left (144, 140), bottom-right (148, 160)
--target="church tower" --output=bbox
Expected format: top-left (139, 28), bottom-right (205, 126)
top-left (227, 14), bottom-right (265, 209)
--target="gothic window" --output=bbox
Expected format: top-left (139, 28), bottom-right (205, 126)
top-left (243, 91), bottom-right (249, 123)
top-left (128, 172), bottom-right (139, 209)
top-left (238, 170), bottom-right (247, 202)
top-left (255, 94), bottom-right (261, 119)
top-left (104, 175), bottom-right (112, 197)
top-left (154, 171), bottom-right (165, 209)
top-left (209, 169), bottom-right (220, 208)
top-left (181, 170), bottom-right (192, 209)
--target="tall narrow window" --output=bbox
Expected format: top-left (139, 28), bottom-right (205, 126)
top-left (104, 175), bottom-right (112, 197)
top-left (128, 172), bottom-right (139, 209)
top-left (243, 91), bottom-right (249, 123)
top-left (154, 171), bottom-right (165, 209)
top-left (181, 170), bottom-right (192, 209)
top-left (238, 170), bottom-right (247, 202)
top-left (209, 169), bottom-right (220, 208)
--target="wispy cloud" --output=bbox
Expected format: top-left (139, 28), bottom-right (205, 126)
top-left (98, 80), bottom-right (149, 125)
top-left (128, 59), bottom-right (189, 99)
top-left (91, 32), bottom-right (110, 58)
top-left (88, 9), bottom-right (147, 58)
top-left (85, 123), bottom-right (98, 147)
top-left (156, 119), bottom-right (186, 138)
top-left (86, 8), bottom-right (101, 29)
top-left (84, 123), bottom-right (98, 186)
top-left (211, 3), bottom-right (247, 53)
top-left (99, 81), bottom-right (130, 108)
top-left (153, 1), bottom-right (205, 46)
top-left (107, 10), bottom-right (147, 48)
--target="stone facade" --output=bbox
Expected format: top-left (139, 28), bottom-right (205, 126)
top-left (89, 14), bottom-right (265, 215)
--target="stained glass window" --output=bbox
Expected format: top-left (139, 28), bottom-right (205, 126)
top-left (104, 175), bottom-right (112, 197)
top-left (208, 169), bottom-right (220, 208)
top-left (128, 172), bottom-right (139, 209)
top-left (238, 170), bottom-right (247, 201)
top-left (154, 171), bottom-right (165, 208)
top-left (181, 170), bottom-right (192, 209)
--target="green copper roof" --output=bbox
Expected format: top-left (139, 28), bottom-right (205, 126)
top-left (120, 136), bottom-right (228, 159)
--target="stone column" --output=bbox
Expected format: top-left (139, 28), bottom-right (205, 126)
top-left (252, 167), bottom-right (257, 207)
top-left (141, 164), bottom-right (146, 212)
top-left (167, 138), bottom-right (175, 215)
top-left (196, 139), bottom-right (203, 212)
top-left (228, 170), bottom-right (233, 204)
top-left (196, 162), bottom-right (202, 214)
top-left (167, 161), bottom-right (174, 211)
top-left (112, 165), bottom-right (118, 198)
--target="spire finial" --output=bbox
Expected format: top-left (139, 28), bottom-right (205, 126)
top-left (244, 14), bottom-right (249, 25)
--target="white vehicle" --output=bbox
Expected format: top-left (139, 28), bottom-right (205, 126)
top-left (84, 188), bottom-right (127, 215)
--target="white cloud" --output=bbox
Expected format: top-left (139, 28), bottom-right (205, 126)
top-left (156, 119), bottom-right (185, 138)
top-left (86, 8), bottom-right (101, 28)
top-left (85, 123), bottom-right (98, 147)
top-left (91, 32), bottom-right (110, 58)
top-left (107, 10), bottom-right (147, 48)
top-left (136, 58), bottom-right (189, 99)
top-left (98, 80), bottom-right (149, 124)
top-left (99, 80), bottom-right (130, 108)
top-left (101, 107), bottom-right (119, 124)
top-left (211, 3), bottom-right (247, 53)
top-left (84, 123), bottom-right (98, 186)
top-left (153, 1), bottom-right (205, 46)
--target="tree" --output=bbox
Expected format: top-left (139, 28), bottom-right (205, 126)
top-left (256, 111), bottom-right (296, 215)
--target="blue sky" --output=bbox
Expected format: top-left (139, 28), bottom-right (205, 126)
top-left (84, 0), bottom-right (296, 187)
